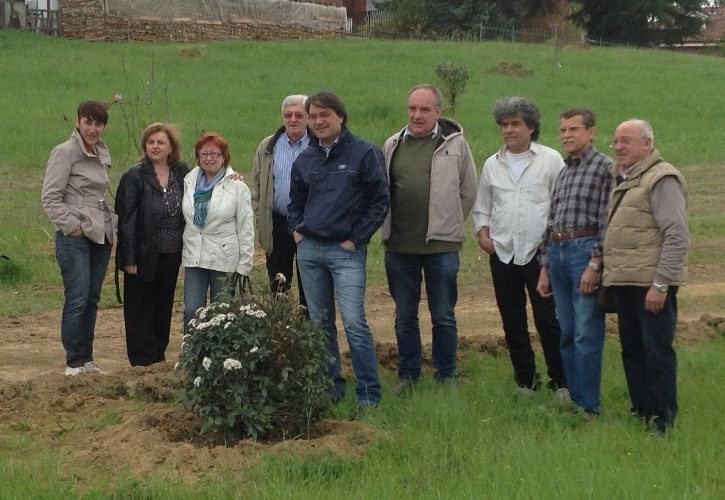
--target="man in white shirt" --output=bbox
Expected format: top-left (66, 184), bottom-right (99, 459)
top-left (472, 96), bottom-right (567, 395)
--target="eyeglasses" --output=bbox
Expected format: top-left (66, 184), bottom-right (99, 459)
top-left (199, 151), bottom-right (222, 159)
top-left (558, 126), bottom-right (586, 134)
top-left (610, 137), bottom-right (646, 148)
top-left (283, 112), bottom-right (306, 120)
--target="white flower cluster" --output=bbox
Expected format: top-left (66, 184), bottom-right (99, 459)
top-left (275, 273), bottom-right (287, 284)
top-left (239, 304), bottom-right (267, 318)
top-left (196, 306), bottom-right (209, 321)
top-left (249, 346), bottom-right (259, 354)
top-left (193, 376), bottom-right (202, 387)
top-left (202, 356), bottom-right (212, 371)
top-left (223, 358), bottom-right (243, 371)
top-left (194, 312), bottom-right (238, 331)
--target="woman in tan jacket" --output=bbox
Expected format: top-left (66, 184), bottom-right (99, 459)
top-left (41, 101), bottom-right (117, 376)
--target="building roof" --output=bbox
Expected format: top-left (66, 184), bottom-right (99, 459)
top-left (704, 5), bottom-right (725, 40)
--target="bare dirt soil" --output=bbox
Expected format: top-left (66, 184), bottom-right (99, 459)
top-left (0, 263), bottom-right (722, 484)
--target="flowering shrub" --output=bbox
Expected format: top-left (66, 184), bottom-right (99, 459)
top-left (178, 279), bottom-right (333, 440)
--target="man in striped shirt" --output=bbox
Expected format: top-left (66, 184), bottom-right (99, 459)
top-left (251, 95), bottom-right (311, 308)
top-left (472, 96), bottom-right (567, 396)
top-left (536, 108), bottom-right (613, 416)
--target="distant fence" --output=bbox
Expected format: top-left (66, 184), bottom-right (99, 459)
top-left (1, 1), bottom-right (62, 35)
top-left (346, 9), bottom-right (389, 36)
top-left (350, 10), bottom-right (724, 54)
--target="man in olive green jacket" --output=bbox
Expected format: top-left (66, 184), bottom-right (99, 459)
top-left (251, 95), bottom-right (311, 308)
top-left (603, 118), bottom-right (689, 434)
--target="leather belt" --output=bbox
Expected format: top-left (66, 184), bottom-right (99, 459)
top-left (63, 194), bottom-right (110, 212)
top-left (550, 228), bottom-right (598, 242)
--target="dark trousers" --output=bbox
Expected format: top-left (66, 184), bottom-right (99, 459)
top-left (268, 212), bottom-right (307, 310)
top-left (123, 252), bottom-right (181, 366)
top-left (612, 286), bottom-right (678, 432)
top-left (489, 252), bottom-right (565, 389)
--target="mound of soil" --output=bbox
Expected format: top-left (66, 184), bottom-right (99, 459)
top-left (1, 264), bottom-right (722, 484)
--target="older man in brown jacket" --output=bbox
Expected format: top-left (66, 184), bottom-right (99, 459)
top-left (603, 118), bottom-right (689, 434)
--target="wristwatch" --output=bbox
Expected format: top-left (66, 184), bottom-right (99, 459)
top-left (652, 281), bottom-right (669, 293)
top-left (588, 261), bottom-right (602, 272)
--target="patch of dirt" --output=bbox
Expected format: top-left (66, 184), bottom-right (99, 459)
top-left (0, 264), bottom-right (722, 485)
top-left (489, 62), bottom-right (534, 77)
top-left (179, 47), bottom-right (203, 58)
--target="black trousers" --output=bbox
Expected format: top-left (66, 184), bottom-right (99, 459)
top-left (267, 212), bottom-right (307, 310)
top-left (489, 252), bottom-right (565, 389)
top-left (613, 286), bottom-right (678, 432)
top-left (123, 252), bottom-right (181, 366)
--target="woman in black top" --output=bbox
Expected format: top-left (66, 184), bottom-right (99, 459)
top-left (115, 123), bottom-right (189, 366)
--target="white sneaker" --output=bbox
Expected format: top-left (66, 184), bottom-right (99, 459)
top-left (516, 386), bottom-right (536, 396)
top-left (555, 388), bottom-right (572, 403)
top-left (83, 361), bottom-right (106, 374)
top-left (65, 366), bottom-right (86, 376)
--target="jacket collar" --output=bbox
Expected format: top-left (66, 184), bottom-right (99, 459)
top-left (394, 117), bottom-right (463, 148)
top-left (609, 149), bottom-right (662, 180)
top-left (266, 126), bottom-right (314, 154)
top-left (71, 128), bottom-right (111, 164)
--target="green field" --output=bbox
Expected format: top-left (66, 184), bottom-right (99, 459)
top-left (2, 30), bottom-right (724, 314)
top-left (1, 30), bottom-right (725, 498)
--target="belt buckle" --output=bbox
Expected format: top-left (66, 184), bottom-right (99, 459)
top-left (551, 232), bottom-right (563, 242)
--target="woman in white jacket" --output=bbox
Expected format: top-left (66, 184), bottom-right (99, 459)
top-left (182, 132), bottom-right (254, 332)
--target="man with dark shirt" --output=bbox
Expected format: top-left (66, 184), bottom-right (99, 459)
top-left (289, 91), bottom-right (390, 414)
top-left (537, 108), bottom-right (612, 415)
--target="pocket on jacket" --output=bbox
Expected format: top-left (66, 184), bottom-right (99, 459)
top-left (221, 236), bottom-right (237, 257)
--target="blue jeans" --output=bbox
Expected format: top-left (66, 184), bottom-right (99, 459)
top-left (183, 267), bottom-right (230, 333)
top-left (548, 237), bottom-right (605, 412)
top-left (612, 286), bottom-right (678, 432)
top-left (54, 230), bottom-right (112, 368)
top-left (296, 237), bottom-right (381, 406)
top-left (385, 251), bottom-right (459, 381)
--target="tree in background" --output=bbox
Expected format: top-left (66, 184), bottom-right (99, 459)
top-left (497, 0), bottom-right (568, 23)
top-left (374, 0), bottom-right (512, 37)
top-left (375, 0), bottom-right (715, 45)
top-left (435, 62), bottom-right (469, 115)
top-left (569, 0), bottom-right (707, 46)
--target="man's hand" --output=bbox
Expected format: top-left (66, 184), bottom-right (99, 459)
top-left (579, 266), bottom-right (600, 296)
top-left (69, 226), bottom-right (83, 237)
top-left (645, 286), bottom-right (667, 314)
top-left (124, 265), bottom-right (137, 275)
top-left (340, 240), bottom-right (356, 251)
top-left (477, 228), bottom-right (494, 255)
top-left (293, 231), bottom-right (304, 244)
top-left (536, 267), bottom-right (552, 298)
top-left (229, 171), bottom-right (245, 182)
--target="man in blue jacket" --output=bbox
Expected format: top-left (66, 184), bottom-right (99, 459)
top-left (289, 91), bottom-right (390, 415)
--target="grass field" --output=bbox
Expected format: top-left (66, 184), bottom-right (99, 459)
top-left (1, 29), bottom-right (724, 314)
top-left (1, 30), bottom-right (725, 498)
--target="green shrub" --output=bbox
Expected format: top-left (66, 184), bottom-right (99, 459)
top-left (178, 279), bottom-right (333, 440)
top-left (0, 255), bottom-right (28, 285)
top-left (435, 61), bottom-right (470, 115)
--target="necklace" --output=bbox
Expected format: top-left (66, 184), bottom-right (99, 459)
top-left (154, 168), bottom-right (170, 193)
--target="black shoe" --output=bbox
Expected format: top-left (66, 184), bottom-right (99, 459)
top-left (355, 402), bottom-right (377, 418)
